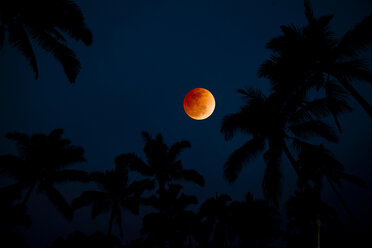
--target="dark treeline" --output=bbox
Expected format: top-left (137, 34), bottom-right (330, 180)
top-left (1, 0), bottom-right (372, 247)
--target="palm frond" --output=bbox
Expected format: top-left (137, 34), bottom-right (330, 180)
top-left (175, 169), bottom-right (205, 187)
top-left (0, 155), bottom-right (25, 176)
top-left (333, 59), bottom-right (372, 84)
top-left (121, 153), bottom-right (153, 176)
top-left (337, 14), bottom-right (372, 57)
top-left (28, 28), bottom-right (80, 82)
top-left (72, 190), bottom-right (109, 210)
top-left (7, 21), bottom-right (39, 79)
top-left (288, 120), bottom-right (338, 142)
top-left (41, 183), bottom-right (73, 220)
top-left (223, 138), bottom-right (265, 183)
top-left (51, 0), bottom-right (93, 45)
top-left (91, 200), bottom-right (111, 219)
top-left (168, 140), bottom-right (191, 163)
top-left (49, 169), bottom-right (90, 183)
top-left (338, 173), bottom-right (366, 188)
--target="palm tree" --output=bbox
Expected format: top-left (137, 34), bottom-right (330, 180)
top-left (259, 0), bottom-right (372, 119)
top-left (295, 141), bottom-right (366, 224)
top-left (0, 0), bottom-right (92, 82)
top-left (0, 129), bottom-right (87, 220)
top-left (72, 154), bottom-right (154, 237)
top-left (221, 88), bottom-right (338, 204)
top-left (141, 184), bottom-right (198, 248)
top-left (122, 132), bottom-right (205, 194)
top-left (228, 193), bottom-right (281, 247)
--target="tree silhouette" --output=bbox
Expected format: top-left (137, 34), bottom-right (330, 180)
top-left (72, 154), bottom-right (154, 237)
top-left (221, 88), bottom-right (338, 204)
top-left (0, 0), bottom-right (92, 82)
top-left (285, 189), bottom-right (343, 248)
top-left (197, 193), bottom-right (232, 248)
top-left (296, 141), bottom-right (366, 224)
top-left (50, 231), bottom-right (122, 248)
top-left (0, 129), bottom-right (87, 220)
top-left (0, 185), bottom-right (31, 248)
top-left (228, 193), bottom-right (281, 248)
top-left (123, 132), bottom-right (205, 194)
top-left (141, 184), bottom-right (198, 248)
top-left (259, 0), bottom-right (372, 119)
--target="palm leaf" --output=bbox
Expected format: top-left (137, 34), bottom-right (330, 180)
top-left (28, 28), bottom-right (80, 82)
top-left (49, 169), bottom-right (90, 183)
top-left (288, 120), bottom-right (338, 142)
top-left (72, 190), bottom-right (109, 210)
top-left (91, 200), bottom-right (111, 219)
top-left (223, 138), bottom-right (265, 183)
top-left (7, 21), bottom-right (39, 79)
top-left (337, 14), bottom-right (372, 57)
top-left (168, 140), bottom-right (191, 164)
top-left (41, 183), bottom-right (73, 220)
top-left (174, 169), bottom-right (205, 187)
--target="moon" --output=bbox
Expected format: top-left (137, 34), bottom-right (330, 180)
top-left (183, 88), bottom-right (215, 120)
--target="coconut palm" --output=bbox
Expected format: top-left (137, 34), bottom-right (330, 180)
top-left (285, 189), bottom-right (341, 248)
top-left (197, 193), bottom-right (232, 248)
top-left (141, 184), bottom-right (198, 248)
top-left (0, 129), bottom-right (87, 220)
top-left (221, 88), bottom-right (338, 204)
top-left (259, 0), bottom-right (372, 120)
top-left (0, 0), bottom-right (92, 82)
top-left (72, 154), bottom-right (154, 237)
top-left (228, 193), bottom-right (281, 248)
top-left (122, 132), bottom-right (205, 194)
top-left (295, 141), bottom-right (366, 224)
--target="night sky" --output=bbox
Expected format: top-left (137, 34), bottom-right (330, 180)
top-left (1, 0), bottom-right (372, 247)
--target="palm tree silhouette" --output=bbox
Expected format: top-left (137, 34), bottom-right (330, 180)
top-left (259, 0), bottom-right (372, 119)
top-left (198, 193), bottom-right (232, 248)
top-left (0, 185), bottom-right (31, 248)
top-left (0, 129), bottom-right (87, 220)
top-left (296, 141), bottom-right (366, 224)
top-left (141, 184), bottom-right (198, 248)
top-left (122, 132), bottom-right (205, 194)
top-left (221, 88), bottom-right (338, 204)
top-left (72, 154), bottom-right (154, 237)
top-left (228, 193), bottom-right (281, 247)
top-left (0, 0), bottom-right (92, 82)
top-left (285, 189), bottom-right (343, 248)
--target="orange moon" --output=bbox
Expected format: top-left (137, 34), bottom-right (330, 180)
top-left (183, 88), bottom-right (215, 120)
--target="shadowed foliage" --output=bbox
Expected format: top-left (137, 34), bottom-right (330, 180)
top-left (221, 88), bottom-right (338, 205)
top-left (0, 129), bottom-right (87, 220)
top-left (228, 193), bottom-right (281, 248)
top-left (49, 231), bottom-right (122, 248)
top-left (259, 0), bottom-right (372, 119)
top-left (122, 132), bottom-right (205, 193)
top-left (0, 0), bottom-right (92, 82)
top-left (0, 185), bottom-right (31, 248)
top-left (72, 154), bottom-right (154, 237)
top-left (141, 184), bottom-right (198, 248)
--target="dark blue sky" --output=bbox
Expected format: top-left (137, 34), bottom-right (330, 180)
top-left (1, 0), bottom-right (372, 246)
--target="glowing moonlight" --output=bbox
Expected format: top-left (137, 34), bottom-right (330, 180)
top-left (183, 88), bottom-right (215, 120)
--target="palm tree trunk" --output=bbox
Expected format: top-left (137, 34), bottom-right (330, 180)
top-left (326, 176), bottom-right (359, 226)
top-left (336, 77), bottom-right (372, 118)
top-left (22, 181), bottom-right (37, 205)
top-left (107, 208), bottom-right (115, 235)
top-left (283, 143), bottom-right (311, 190)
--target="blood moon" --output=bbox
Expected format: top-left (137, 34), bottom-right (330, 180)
top-left (183, 88), bottom-right (215, 120)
